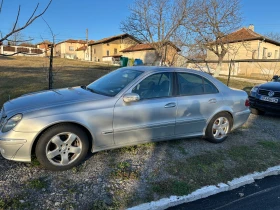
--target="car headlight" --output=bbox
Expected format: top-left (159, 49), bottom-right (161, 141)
top-left (251, 86), bottom-right (259, 93)
top-left (2, 114), bottom-right (23, 133)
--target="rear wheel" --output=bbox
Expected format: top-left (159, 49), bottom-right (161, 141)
top-left (250, 108), bottom-right (265, 115)
top-left (205, 112), bottom-right (232, 143)
top-left (35, 124), bottom-right (89, 171)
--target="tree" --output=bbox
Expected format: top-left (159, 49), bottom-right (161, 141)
top-left (41, 17), bottom-right (55, 89)
top-left (7, 30), bottom-right (25, 46)
top-left (186, 0), bottom-right (242, 76)
top-left (120, 0), bottom-right (190, 65)
top-left (0, 0), bottom-right (52, 44)
top-left (265, 32), bottom-right (280, 43)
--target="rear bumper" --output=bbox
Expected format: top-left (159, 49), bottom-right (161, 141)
top-left (232, 109), bottom-right (250, 130)
top-left (249, 96), bottom-right (280, 112)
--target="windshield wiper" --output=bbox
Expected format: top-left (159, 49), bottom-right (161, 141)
top-left (83, 86), bottom-right (113, 97)
top-left (86, 87), bottom-right (99, 94)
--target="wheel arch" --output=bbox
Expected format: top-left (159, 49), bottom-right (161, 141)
top-left (31, 122), bottom-right (94, 156)
top-left (203, 110), bottom-right (234, 135)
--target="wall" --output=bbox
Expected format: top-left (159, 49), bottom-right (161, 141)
top-left (76, 50), bottom-right (85, 60)
top-left (91, 44), bottom-right (103, 62)
top-left (90, 37), bottom-right (139, 62)
top-left (122, 50), bottom-right (158, 65)
top-left (0, 45), bottom-right (44, 57)
top-left (55, 42), bottom-right (86, 58)
top-left (186, 61), bottom-right (280, 79)
top-left (206, 40), bottom-right (280, 61)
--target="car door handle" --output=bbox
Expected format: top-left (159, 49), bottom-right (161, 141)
top-left (208, 98), bottom-right (217, 103)
top-left (164, 102), bottom-right (176, 108)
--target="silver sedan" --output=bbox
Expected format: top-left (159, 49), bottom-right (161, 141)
top-left (0, 67), bottom-right (250, 170)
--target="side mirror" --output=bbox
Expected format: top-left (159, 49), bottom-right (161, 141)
top-left (123, 93), bottom-right (140, 103)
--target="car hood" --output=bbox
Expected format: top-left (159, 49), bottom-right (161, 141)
top-left (259, 82), bottom-right (280, 91)
top-left (3, 87), bottom-right (108, 115)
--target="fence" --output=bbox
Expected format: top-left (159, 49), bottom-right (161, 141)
top-left (0, 45), bottom-right (44, 56)
top-left (184, 59), bottom-right (280, 81)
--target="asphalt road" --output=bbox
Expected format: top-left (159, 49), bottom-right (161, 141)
top-left (168, 175), bottom-right (280, 210)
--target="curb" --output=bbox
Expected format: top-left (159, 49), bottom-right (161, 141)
top-left (127, 165), bottom-right (280, 210)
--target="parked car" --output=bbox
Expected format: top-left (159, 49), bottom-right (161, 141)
top-left (249, 75), bottom-right (280, 115)
top-left (0, 67), bottom-right (250, 170)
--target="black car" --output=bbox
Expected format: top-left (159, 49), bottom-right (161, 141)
top-left (249, 75), bottom-right (280, 115)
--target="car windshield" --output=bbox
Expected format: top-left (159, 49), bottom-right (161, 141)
top-left (87, 68), bottom-right (143, 96)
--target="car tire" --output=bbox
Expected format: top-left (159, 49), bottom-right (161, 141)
top-left (250, 108), bottom-right (265, 115)
top-left (205, 112), bottom-right (232, 143)
top-left (35, 124), bottom-right (89, 171)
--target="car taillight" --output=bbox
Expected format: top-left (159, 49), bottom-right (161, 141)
top-left (245, 98), bottom-right (250, 107)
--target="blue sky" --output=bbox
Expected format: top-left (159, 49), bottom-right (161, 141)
top-left (1, 0), bottom-right (280, 44)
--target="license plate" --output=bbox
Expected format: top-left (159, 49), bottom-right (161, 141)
top-left (260, 96), bottom-right (278, 103)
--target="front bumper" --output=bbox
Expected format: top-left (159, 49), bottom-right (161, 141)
top-left (0, 139), bottom-right (26, 160)
top-left (249, 96), bottom-right (280, 112)
top-left (0, 131), bottom-right (37, 162)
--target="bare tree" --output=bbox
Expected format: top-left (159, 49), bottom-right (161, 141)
top-left (0, 0), bottom-right (52, 43)
top-left (265, 32), bottom-right (280, 43)
top-left (7, 30), bottom-right (24, 46)
top-left (186, 0), bottom-right (242, 76)
top-left (120, 0), bottom-right (190, 65)
top-left (41, 17), bottom-right (56, 89)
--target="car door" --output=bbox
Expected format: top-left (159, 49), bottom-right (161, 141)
top-left (113, 72), bottom-right (177, 145)
top-left (175, 72), bottom-right (223, 137)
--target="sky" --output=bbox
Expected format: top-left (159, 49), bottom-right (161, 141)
top-left (1, 0), bottom-right (280, 44)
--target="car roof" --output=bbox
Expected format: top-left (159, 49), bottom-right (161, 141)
top-left (121, 66), bottom-right (210, 75)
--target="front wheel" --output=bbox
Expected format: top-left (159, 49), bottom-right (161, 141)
top-left (205, 112), bottom-right (232, 143)
top-left (35, 124), bottom-right (89, 171)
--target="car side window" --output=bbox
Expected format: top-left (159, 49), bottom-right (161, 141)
top-left (132, 73), bottom-right (173, 99)
top-left (204, 78), bottom-right (219, 94)
top-left (177, 73), bottom-right (218, 95)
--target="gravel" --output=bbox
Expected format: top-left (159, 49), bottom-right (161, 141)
top-left (0, 113), bottom-right (280, 209)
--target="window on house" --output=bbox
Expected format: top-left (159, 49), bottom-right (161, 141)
top-left (69, 46), bottom-right (74, 51)
top-left (114, 48), bottom-right (117, 54)
top-left (107, 43), bottom-right (110, 46)
top-left (107, 50), bottom-right (110, 56)
top-left (263, 47), bottom-right (267, 59)
top-left (275, 50), bottom-right (278, 59)
top-left (94, 48), bottom-right (96, 54)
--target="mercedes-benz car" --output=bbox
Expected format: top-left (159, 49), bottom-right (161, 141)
top-left (249, 75), bottom-right (280, 115)
top-left (0, 67), bottom-right (250, 170)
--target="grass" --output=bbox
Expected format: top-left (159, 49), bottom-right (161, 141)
top-left (148, 141), bottom-right (280, 197)
top-left (220, 74), bottom-right (267, 81)
top-left (27, 178), bottom-right (47, 189)
top-left (152, 180), bottom-right (192, 196)
top-left (217, 77), bottom-right (254, 94)
top-left (0, 196), bottom-right (30, 210)
top-left (111, 161), bottom-right (139, 180)
top-left (0, 56), bottom-right (117, 106)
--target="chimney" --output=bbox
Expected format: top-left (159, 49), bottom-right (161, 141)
top-left (248, 24), bottom-right (254, 31)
